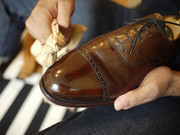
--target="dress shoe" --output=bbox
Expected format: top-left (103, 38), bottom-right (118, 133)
top-left (40, 13), bottom-right (180, 107)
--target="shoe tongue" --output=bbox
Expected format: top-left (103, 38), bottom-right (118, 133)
top-left (143, 13), bottom-right (164, 20)
top-left (153, 13), bottom-right (164, 20)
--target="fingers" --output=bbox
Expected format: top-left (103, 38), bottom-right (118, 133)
top-left (26, 0), bottom-right (55, 44)
top-left (57, 0), bottom-right (75, 43)
top-left (114, 66), bottom-right (174, 111)
top-left (57, 0), bottom-right (75, 28)
top-left (114, 80), bottom-right (156, 111)
top-left (26, 0), bottom-right (75, 44)
top-left (114, 88), bottom-right (141, 111)
top-left (114, 86), bottom-right (154, 111)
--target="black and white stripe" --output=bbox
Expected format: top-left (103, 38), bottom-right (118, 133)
top-left (0, 51), bottom-right (86, 135)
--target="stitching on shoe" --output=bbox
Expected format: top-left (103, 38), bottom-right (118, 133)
top-left (76, 48), bottom-right (109, 100)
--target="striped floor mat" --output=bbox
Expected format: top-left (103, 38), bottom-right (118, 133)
top-left (0, 51), bottom-right (86, 135)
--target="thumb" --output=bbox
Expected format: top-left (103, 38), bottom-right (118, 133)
top-left (57, 0), bottom-right (74, 28)
top-left (114, 85), bottom-right (154, 111)
top-left (114, 66), bottom-right (174, 111)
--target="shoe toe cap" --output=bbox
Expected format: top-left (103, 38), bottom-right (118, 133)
top-left (40, 50), bottom-right (103, 105)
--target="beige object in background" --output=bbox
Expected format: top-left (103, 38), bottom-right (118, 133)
top-left (111, 0), bottom-right (142, 8)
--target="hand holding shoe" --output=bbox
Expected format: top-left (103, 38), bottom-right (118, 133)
top-left (114, 66), bottom-right (180, 111)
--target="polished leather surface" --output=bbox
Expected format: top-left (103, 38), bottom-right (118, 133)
top-left (40, 13), bottom-right (180, 107)
top-left (42, 51), bottom-right (103, 100)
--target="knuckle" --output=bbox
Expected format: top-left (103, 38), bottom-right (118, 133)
top-left (31, 7), bottom-right (41, 17)
top-left (31, 3), bottom-right (47, 17)
top-left (25, 18), bottom-right (30, 28)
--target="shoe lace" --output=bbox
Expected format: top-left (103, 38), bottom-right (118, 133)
top-left (114, 17), bottom-right (180, 54)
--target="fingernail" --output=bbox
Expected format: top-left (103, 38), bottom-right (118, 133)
top-left (115, 103), bottom-right (124, 111)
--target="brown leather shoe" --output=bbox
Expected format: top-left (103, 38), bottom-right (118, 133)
top-left (40, 13), bottom-right (180, 107)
